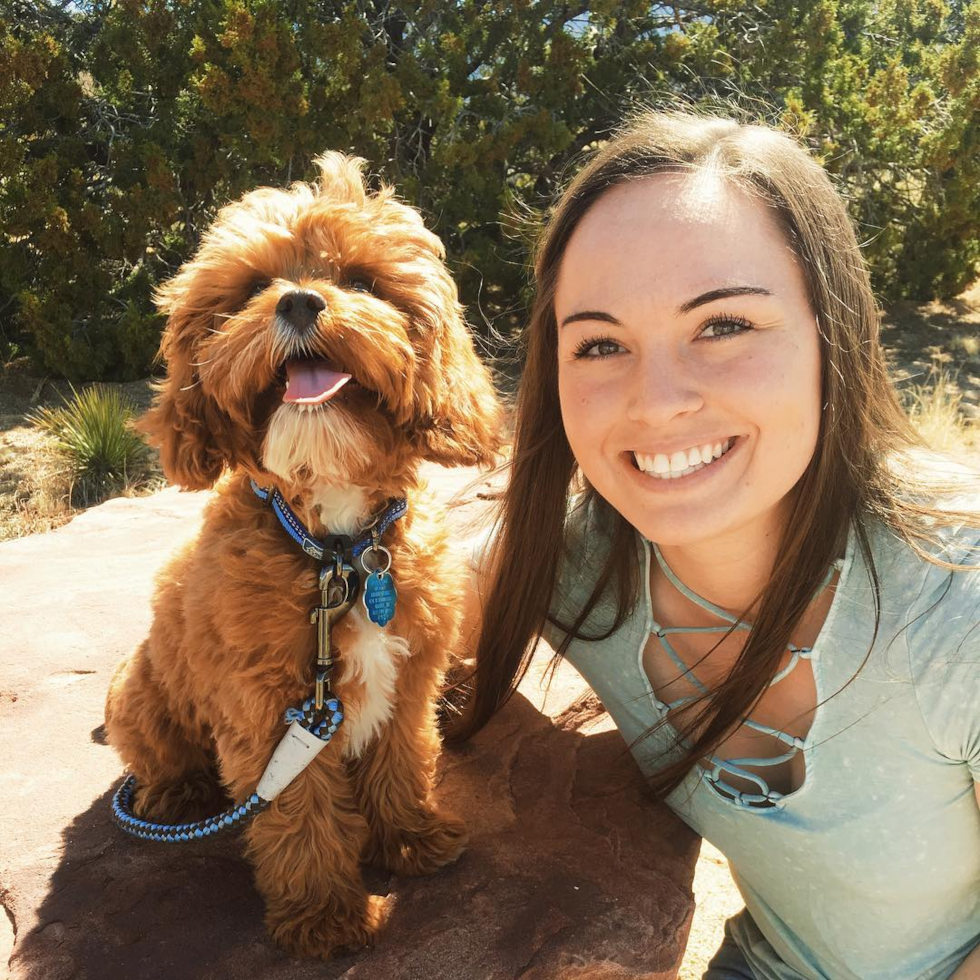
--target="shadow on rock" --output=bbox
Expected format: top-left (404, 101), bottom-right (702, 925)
top-left (12, 690), bottom-right (698, 980)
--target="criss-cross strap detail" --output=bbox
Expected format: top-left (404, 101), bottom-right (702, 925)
top-left (649, 545), bottom-right (841, 810)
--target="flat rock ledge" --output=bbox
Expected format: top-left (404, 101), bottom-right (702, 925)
top-left (0, 466), bottom-right (698, 980)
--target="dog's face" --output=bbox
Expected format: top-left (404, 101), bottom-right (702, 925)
top-left (141, 153), bottom-right (500, 492)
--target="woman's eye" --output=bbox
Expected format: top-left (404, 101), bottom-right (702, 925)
top-left (699, 315), bottom-right (752, 340)
top-left (573, 336), bottom-right (624, 358)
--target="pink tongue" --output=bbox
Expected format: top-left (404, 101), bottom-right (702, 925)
top-left (283, 360), bottom-right (352, 404)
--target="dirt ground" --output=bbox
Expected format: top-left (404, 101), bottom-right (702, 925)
top-left (1, 284), bottom-right (978, 976)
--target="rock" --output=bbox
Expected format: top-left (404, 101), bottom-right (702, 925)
top-left (0, 467), bottom-right (698, 980)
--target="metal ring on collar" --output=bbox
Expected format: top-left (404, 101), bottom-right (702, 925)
top-left (359, 545), bottom-right (392, 576)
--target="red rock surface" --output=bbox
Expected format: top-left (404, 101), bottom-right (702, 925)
top-left (0, 465), bottom-right (698, 979)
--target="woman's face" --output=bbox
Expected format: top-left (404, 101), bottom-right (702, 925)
top-left (555, 172), bottom-right (822, 550)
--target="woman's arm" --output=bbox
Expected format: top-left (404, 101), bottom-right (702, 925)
top-left (947, 783), bottom-right (980, 979)
top-left (949, 938), bottom-right (980, 979)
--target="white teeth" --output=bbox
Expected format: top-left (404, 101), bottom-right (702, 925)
top-left (633, 438), bottom-right (736, 479)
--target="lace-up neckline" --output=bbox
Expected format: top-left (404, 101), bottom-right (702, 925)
top-left (648, 544), bottom-right (843, 810)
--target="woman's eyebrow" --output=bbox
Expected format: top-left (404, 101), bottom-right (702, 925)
top-left (560, 310), bottom-right (621, 329)
top-left (676, 285), bottom-right (773, 315)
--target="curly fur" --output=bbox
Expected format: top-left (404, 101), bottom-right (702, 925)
top-left (104, 154), bottom-right (501, 959)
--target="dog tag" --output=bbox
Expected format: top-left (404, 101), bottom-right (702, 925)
top-left (363, 570), bottom-right (396, 627)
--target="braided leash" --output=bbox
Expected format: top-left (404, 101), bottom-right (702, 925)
top-left (111, 697), bottom-right (344, 843)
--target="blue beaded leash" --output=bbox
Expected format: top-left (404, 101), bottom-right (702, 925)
top-left (111, 696), bottom-right (345, 843)
top-left (111, 485), bottom-right (407, 844)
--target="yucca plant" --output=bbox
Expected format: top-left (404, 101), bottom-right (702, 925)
top-left (27, 384), bottom-right (151, 505)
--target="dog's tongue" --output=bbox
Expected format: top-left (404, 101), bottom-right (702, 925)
top-left (283, 360), bottom-right (352, 404)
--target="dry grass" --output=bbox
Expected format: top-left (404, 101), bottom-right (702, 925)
top-left (902, 362), bottom-right (979, 456)
top-left (0, 421), bottom-right (77, 541)
top-left (0, 418), bottom-right (166, 542)
top-left (0, 362), bottom-right (163, 542)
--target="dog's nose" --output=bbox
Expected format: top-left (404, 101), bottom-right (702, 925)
top-left (276, 289), bottom-right (326, 333)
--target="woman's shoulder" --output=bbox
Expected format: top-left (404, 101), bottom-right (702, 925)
top-left (561, 490), bottom-right (615, 554)
top-left (866, 474), bottom-right (980, 772)
top-left (869, 481), bottom-right (980, 671)
top-left (864, 452), bottom-right (980, 579)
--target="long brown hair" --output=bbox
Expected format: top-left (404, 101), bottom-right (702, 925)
top-left (450, 108), bottom-right (979, 802)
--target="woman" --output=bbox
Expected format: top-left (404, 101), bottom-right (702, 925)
top-left (453, 110), bottom-right (980, 979)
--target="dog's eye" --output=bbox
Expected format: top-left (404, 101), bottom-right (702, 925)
top-left (248, 279), bottom-right (271, 299)
top-left (348, 277), bottom-right (375, 294)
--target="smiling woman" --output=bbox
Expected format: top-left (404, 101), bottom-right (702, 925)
top-left (555, 172), bottom-right (822, 558)
top-left (451, 110), bottom-right (980, 979)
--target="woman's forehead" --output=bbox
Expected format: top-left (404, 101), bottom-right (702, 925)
top-left (555, 172), bottom-right (801, 310)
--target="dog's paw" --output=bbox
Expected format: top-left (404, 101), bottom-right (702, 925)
top-left (133, 771), bottom-right (230, 824)
top-left (376, 813), bottom-right (469, 877)
top-left (269, 893), bottom-right (388, 960)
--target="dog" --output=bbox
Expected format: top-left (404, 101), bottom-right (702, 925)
top-left (104, 153), bottom-right (501, 959)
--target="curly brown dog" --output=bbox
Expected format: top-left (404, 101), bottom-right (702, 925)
top-left (104, 153), bottom-right (500, 959)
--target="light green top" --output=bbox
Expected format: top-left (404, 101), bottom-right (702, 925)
top-left (540, 495), bottom-right (980, 980)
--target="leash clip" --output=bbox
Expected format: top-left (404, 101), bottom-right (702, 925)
top-left (310, 558), bottom-right (359, 710)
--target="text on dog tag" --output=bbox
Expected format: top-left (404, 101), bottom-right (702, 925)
top-left (363, 571), bottom-right (397, 627)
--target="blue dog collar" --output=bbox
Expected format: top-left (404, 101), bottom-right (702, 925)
top-left (250, 479), bottom-right (407, 561)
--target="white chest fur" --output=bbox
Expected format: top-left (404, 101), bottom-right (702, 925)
top-left (278, 481), bottom-right (411, 758)
top-left (339, 604), bottom-right (411, 758)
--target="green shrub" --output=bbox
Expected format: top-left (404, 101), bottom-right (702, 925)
top-left (3, 2), bottom-right (979, 380)
top-left (27, 384), bottom-right (152, 505)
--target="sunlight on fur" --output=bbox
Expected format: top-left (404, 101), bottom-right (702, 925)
top-left (263, 402), bottom-right (372, 488)
top-left (341, 607), bottom-right (413, 758)
top-left (308, 484), bottom-right (370, 535)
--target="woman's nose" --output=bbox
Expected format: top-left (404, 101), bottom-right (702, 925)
top-left (624, 355), bottom-right (704, 426)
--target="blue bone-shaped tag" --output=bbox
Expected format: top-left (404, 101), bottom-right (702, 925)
top-left (363, 571), bottom-right (397, 627)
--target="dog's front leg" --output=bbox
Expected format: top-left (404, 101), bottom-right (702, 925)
top-left (218, 727), bottom-right (387, 959)
top-left (348, 658), bottom-right (468, 877)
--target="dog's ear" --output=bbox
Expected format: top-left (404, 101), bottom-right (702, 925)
top-left (137, 282), bottom-right (236, 491)
top-left (411, 282), bottom-right (502, 469)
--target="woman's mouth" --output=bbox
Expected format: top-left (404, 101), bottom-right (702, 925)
top-left (631, 438), bottom-right (736, 479)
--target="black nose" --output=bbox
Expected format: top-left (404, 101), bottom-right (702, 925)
top-left (275, 289), bottom-right (326, 332)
